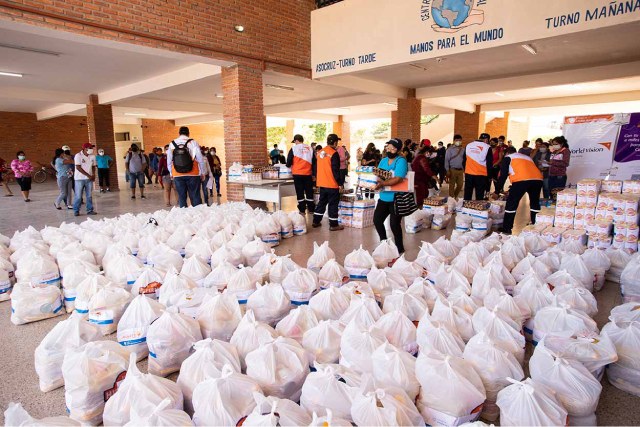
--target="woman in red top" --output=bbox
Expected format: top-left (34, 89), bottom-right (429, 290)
top-left (411, 145), bottom-right (435, 206)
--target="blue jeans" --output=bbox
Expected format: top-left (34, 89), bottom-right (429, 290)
top-left (129, 171), bottom-right (145, 189)
top-left (173, 175), bottom-right (202, 208)
top-left (56, 175), bottom-right (73, 206)
top-left (542, 177), bottom-right (550, 199)
top-left (213, 174), bottom-right (221, 194)
top-left (73, 179), bottom-right (94, 214)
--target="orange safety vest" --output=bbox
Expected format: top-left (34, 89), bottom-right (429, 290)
top-left (316, 146), bottom-right (339, 189)
top-left (465, 140), bottom-right (490, 176)
top-left (507, 153), bottom-right (543, 183)
top-left (291, 143), bottom-right (313, 176)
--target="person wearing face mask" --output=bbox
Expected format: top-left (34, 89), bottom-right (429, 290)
top-left (199, 147), bottom-right (213, 206)
top-left (436, 141), bottom-right (447, 184)
top-left (548, 136), bottom-right (571, 194)
top-left (10, 151), bottom-right (33, 202)
top-left (53, 148), bottom-right (74, 210)
top-left (73, 143), bottom-right (97, 216)
top-left (373, 138), bottom-right (409, 254)
top-left (445, 135), bottom-right (465, 200)
top-left (312, 133), bottom-right (344, 231)
top-left (125, 143), bottom-right (147, 200)
top-left (532, 142), bottom-right (551, 199)
top-left (463, 133), bottom-right (493, 201)
top-left (286, 134), bottom-right (315, 214)
top-left (209, 147), bottom-right (222, 198)
top-left (95, 148), bottom-right (113, 193)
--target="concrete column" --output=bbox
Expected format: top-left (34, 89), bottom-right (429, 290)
top-left (396, 89), bottom-right (421, 143)
top-left (87, 94), bottom-right (119, 190)
top-left (332, 115), bottom-right (351, 152)
top-left (221, 65), bottom-right (268, 202)
top-left (454, 104), bottom-right (484, 144)
top-left (285, 119), bottom-right (295, 148)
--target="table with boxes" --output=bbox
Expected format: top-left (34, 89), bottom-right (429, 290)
top-left (522, 179), bottom-right (640, 251)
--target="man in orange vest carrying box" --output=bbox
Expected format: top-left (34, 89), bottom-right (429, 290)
top-left (286, 134), bottom-right (315, 214)
top-left (495, 149), bottom-right (544, 235)
top-left (312, 133), bottom-right (344, 231)
top-left (463, 133), bottom-right (493, 201)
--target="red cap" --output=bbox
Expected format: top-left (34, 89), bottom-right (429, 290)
top-left (82, 143), bottom-right (94, 149)
top-left (421, 139), bottom-right (431, 147)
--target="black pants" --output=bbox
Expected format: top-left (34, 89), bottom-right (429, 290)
top-left (374, 200), bottom-right (404, 254)
top-left (98, 168), bottom-right (110, 188)
top-left (313, 187), bottom-right (339, 227)
top-left (464, 174), bottom-right (488, 201)
top-left (293, 174), bottom-right (315, 213)
top-left (502, 180), bottom-right (543, 233)
top-left (144, 167), bottom-right (152, 184)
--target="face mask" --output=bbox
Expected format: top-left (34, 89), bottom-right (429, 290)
top-left (86, 149), bottom-right (94, 155)
top-left (551, 144), bottom-right (560, 151)
top-left (386, 151), bottom-right (398, 159)
top-left (18, 155), bottom-right (25, 161)
top-left (539, 147), bottom-right (547, 153)
top-left (210, 150), bottom-right (215, 155)
top-left (98, 151), bottom-right (104, 156)
top-left (64, 150), bottom-right (71, 155)
top-left (454, 141), bottom-right (461, 146)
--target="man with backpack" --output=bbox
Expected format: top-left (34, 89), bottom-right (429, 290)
top-left (167, 126), bottom-right (207, 208)
top-left (125, 143), bottom-right (147, 199)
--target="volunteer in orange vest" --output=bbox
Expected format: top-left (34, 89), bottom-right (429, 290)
top-left (462, 132), bottom-right (493, 201)
top-left (167, 126), bottom-right (207, 208)
top-left (494, 146), bottom-right (544, 235)
top-left (286, 134), bottom-right (315, 214)
top-left (312, 133), bottom-right (344, 231)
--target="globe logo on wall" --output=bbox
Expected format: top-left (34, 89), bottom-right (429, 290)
top-left (430, 0), bottom-right (485, 33)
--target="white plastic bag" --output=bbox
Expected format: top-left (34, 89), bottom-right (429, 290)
top-left (371, 341), bottom-right (420, 400)
top-left (344, 245), bottom-right (374, 280)
top-left (210, 244), bottom-right (244, 268)
top-left (532, 302), bottom-right (599, 346)
top-left (415, 352), bottom-right (486, 426)
top-left (130, 266), bottom-right (165, 300)
top-left (339, 321), bottom-right (387, 374)
top-left (88, 286), bottom-right (133, 335)
top-left (246, 336), bottom-right (309, 401)
top-left (553, 284), bottom-right (598, 317)
top-left (125, 398), bottom-right (194, 427)
top-left (391, 255), bottom-right (425, 285)
top-left (340, 294), bottom-right (383, 329)
top-left (309, 286), bottom-right (350, 321)
top-left (582, 247), bottom-right (611, 292)
top-left (247, 282), bottom-right (291, 326)
top-left (10, 282), bottom-right (64, 325)
top-left (416, 314), bottom-right (465, 357)
top-left (601, 304), bottom-right (640, 396)
top-left (117, 295), bottom-right (165, 360)
top-left (192, 365), bottom-right (263, 426)
top-left (434, 264), bottom-right (471, 296)
top-left (382, 289), bottom-right (428, 323)
top-left (529, 343), bottom-right (602, 417)
top-left (61, 261), bottom-right (100, 312)
top-left (318, 259), bottom-right (349, 289)
top-left (202, 261), bottom-right (237, 291)
top-left (62, 341), bottom-right (129, 425)
top-left (230, 310), bottom-right (278, 369)
top-left (104, 253), bottom-right (144, 287)
top-left (483, 288), bottom-right (530, 327)
top-left (300, 363), bottom-right (359, 422)
top-left (351, 386), bottom-right (423, 427)
top-left (605, 247), bottom-right (632, 283)
top-left (147, 309), bottom-right (203, 377)
top-left (560, 252), bottom-right (595, 292)
top-left (103, 353), bottom-right (183, 426)
top-left (497, 378), bottom-right (568, 427)
top-left (451, 251), bottom-right (482, 283)
top-left (621, 260), bottom-right (640, 303)
top-left (242, 237), bottom-right (271, 267)
top-left (3, 402), bottom-right (80, 426)
top-left (433, 236), bottom-right (459, 262)
top-left (374, 310), bottom-right (418, 354)
top-left (158, 267), bottom-right (197, 307)
top-left (302, 320), bottom-right (344, 364)
top-left (15, 254), bottom-right (61, 288)
top-left (372, 239), bottom-right (400, 268)
top-left (35, 312), bottom-right (102, 393)
top-left (289, 211), bottom-right (308, 236)
top-left (281, 268), bottom-right (318, 305)
top-left (74, 273), bottom-right (115, 315)
top-left (308, 410), bottom-right (352, 427)
top-left (276, 305), bottom-right (319, 344)
top-left (177, 338), bottom-right (241, 414)
top-left (269, 256), bottom-right (300, 284)
top-left (196, 291), bottom-right (242, 341)
top-left (511, 253), bottom-right (551, 283)
top-left (307, 241), bottom-right (336, 273)
top-left (366, 265), bottom-right (408, 304)
top-left (184, 236), bottom-right (214, 264)
top-left (247, 393), bottom-right (312, 427)
top-left (180, 255), bottom-right (211, 287)
top-left (431, 297), bottom-right (474, 342)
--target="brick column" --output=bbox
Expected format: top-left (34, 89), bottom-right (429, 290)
top-left (332, 115), bottom-right (351, 152)
top-left (390, 111), bottom-right (398, 137)
top-left (396, 89), bottom-right (421, 143)
top-left (221, 65), bottom-right (268, 202)
top-left (454, 105), bottom-right (484, 144)
top-left (87, 94), bottom-right (118, 190)
top-left (484, 112), bottom-right (510, 139)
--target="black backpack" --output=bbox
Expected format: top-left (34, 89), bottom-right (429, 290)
top-left (172, 139), bottom-right (194, 173)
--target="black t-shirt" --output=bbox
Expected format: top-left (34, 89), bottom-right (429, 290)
top-left (362, 151), bottom-right (379, 165)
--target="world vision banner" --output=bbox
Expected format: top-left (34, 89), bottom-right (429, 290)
top-left (611, 113), bottom-right (640, 180)
top-left (311, 0), bottom-right (640, 78)
top-left (563, 115), bottom-right (619, 186)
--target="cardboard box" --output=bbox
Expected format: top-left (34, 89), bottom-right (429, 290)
top-left (424, 205), bottom-right (449, 216)
top-left (461, 207), bottom-right (490, 220)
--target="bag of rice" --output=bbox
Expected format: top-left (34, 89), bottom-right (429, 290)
top-left (147, 309), bottom-right (203, 377)
top-left (196, 291), bottom-right (242, 341)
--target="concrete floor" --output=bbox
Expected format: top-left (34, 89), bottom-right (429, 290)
top-left (0, 180), bottom-right (638, 425)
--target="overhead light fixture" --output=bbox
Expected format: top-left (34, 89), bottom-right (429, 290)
top-left (0, 43), bottom-right (61, 57)
top-left (265, 84), bottom-right (295, 91)
top-left (215, 93), bottom-right (224, 98)
top-left (234, 25), bottom-right (244, 32)
top-left (124, 112), bottom-right (147, 117)
top-left (521, 44), bottom-right (537, 55)
top-left (0, 71), bottom-right (23, 77)
top-left (494, 92), bottom-right (505, 97)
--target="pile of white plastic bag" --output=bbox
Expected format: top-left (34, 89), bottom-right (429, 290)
top-left (2, 201), bottom-right (640, 426)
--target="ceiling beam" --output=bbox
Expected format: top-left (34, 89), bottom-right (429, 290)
top-left (1, 87), bottom-right (87, 104)
top-left (423, 98), bottom-right (475, 113)
top-left (98, 63), bottom-right (222, 104)
top-left (268, 112), bottom-right (340, 122)
top-left (115, 98), bottom-right (223, 114)
top-left (480, 90), bottom-right (640, 112)
top-left (318, 75), bottom-right (408, 99)
top-left (37, 103), bottom-right (86, 120)
top-left (416, 60), bottom-right (640, 99)
top-left (343, 112), bottom-right (395, 122)
top-left (265, 94), bottom-right (391, 115)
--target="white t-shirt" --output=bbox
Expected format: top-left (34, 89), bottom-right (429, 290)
top-left (74, 151), bottom-right (96, 180)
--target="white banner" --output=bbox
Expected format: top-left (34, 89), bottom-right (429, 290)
top-left (311, 0), bottom-right (640, 78)
top-left (563, 115), bottom-right (619, 186)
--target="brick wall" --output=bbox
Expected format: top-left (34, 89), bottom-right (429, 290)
top-left (454, 105), bottom-right (483, 144)
top-left (396, 90), bottom-right (421, 143)
top-left (0, 111), bottom-right (88, 169)
top-left (484, 112), bottom-right (510, 140)
top-left (87, 95), bottom-right (119, 189)
top-left (0, 0), bottom-right (315, 76)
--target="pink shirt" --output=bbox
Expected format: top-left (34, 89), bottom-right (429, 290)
top-left (10, 159), bottom-right (33, 178)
